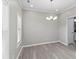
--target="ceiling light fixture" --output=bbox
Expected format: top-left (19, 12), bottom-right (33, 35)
top-left (46, 0), bottom-right (58, 21)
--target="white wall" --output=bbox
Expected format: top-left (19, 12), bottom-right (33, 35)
top-left (2, 1), bottom-right (9, 59)
top-left (8, 0), bottom-right (22, 59)
top-left (22, 11), bottom-right (58, 45)
top-left (58, 8), bottom-right (76, 45)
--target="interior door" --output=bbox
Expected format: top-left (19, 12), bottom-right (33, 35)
top-left (67, 17), bottom-right (74, 44)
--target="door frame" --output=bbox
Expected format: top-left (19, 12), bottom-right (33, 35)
top-left (66, 16), bottom-right (76, 45)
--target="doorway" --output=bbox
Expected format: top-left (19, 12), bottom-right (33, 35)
top-left (67, 16), bottom-right (76, 45)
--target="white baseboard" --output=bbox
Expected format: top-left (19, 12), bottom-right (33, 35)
top-left (22, 41), bottom-right (59, 47)
top-left (59, 40), bottom-right (68, 46)
top-left (16, 46), bottom-right (23, 59)
top-left (16, 40), bottom-right (68, 59)
top-left (16, 41), bottom-right (59, 59)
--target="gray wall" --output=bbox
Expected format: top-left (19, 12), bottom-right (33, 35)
top-left (22, 11), bottom-right (58, 45)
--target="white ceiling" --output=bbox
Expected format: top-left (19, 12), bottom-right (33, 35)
top-left (18, 0), bottom-right (76, 14)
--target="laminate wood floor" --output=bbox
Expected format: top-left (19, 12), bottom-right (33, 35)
top-left (18, 42), bottom-right (76, 59)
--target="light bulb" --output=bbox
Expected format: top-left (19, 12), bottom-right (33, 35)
top-left (53, 16), bottom-right (58, 20)
top-left (50, 16), bottom-right (53, 19)
top-left (46, 17), bottom-right (51, 20)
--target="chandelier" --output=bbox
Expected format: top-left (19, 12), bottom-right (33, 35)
top-left (46, 0), bottom-right (58, 21)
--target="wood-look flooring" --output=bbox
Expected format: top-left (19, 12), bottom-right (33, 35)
top-left (18, 42), bottom-right (76, 59)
